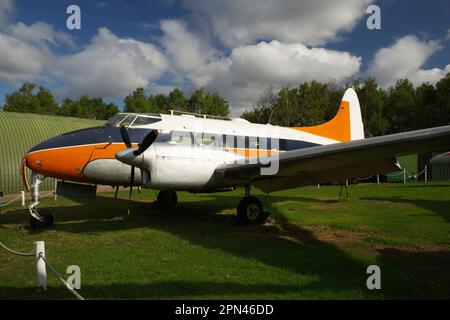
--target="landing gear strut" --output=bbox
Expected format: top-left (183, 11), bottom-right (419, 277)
top-left (157, 190), bottom-right (177, 208)
top-left (28, 172), bottom-right (53, 229)
top-left (237, 185), bottom-right (269, 224)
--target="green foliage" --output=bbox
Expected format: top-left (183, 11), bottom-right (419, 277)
top-left (4, 82), bottom-right (58, 115)
top-left (2, 83), bottom-right (230, 120)
top-left (242, 74), bottom-right (450, 135)
top-left (3, 82), bottom-right (118, 120)
top-left (124, 88), bottom-right (156, 113)
top-left (124, 87), bottom-right (230, 117)
top-left (59, 95), bottom-right (119, 119)
top-left (3, 74), bottom-right (450, 130)
top-left (353, 77), bottom-right (388, 137)
top-left (188, 88), bottom-right (230, 117)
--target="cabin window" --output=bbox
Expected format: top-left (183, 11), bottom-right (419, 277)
top-left (131, 116), bottom-right (162, 127)
top-left (106, 113), bottom-right (128, 127)
top-left (170, 131), bottom-right (194, 145)
top-left (120, 115), bottom-right (137, 127)
top-left (223, 135), bottom-right (237, 148)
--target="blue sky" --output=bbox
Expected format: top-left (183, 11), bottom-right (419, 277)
top-left (0, 0), bottom-right (449, 115)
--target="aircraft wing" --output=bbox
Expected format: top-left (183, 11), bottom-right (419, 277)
top-left (217, 125), bottom-right (450, 192)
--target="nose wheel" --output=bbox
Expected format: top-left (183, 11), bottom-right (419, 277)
top-left (27, 172), bottom-right (54, 229)
top-left (29, 208), bottom-right (54, 229)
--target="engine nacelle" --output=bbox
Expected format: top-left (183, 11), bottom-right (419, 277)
top-left (142, 143), bottom-right (240, 191)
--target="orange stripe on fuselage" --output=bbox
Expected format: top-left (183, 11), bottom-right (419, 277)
top-left (225, 148), bottom-right (283, 158)
top-left (290, 101), bottom-right (351, 142)
top-left (25, 143), bottom-right (133, 182)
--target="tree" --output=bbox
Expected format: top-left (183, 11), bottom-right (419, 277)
top-left (435, 73), bottom-right (450, 126)
top-left (4, 82), bottom-right (58, 115)
top-left (124, 88), bottom-right (156, 113)
top-left (187, 88), bottom-right (230, 117)
top-left (154, 94), bottom-right (169, 113)
top-left (386, 79), bottom-right (417, 133)
top-left (241, 87), bottom-right (278, 124)
top-left (168, 88), bottom-right (188, 112)
top-left (355, 77), bottom-right (388, 137)
top-left (414, 82), bottom-right (439, 130)
top-left (59, 96), bottom-right (118, 119)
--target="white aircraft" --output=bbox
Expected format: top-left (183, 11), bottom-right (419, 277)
top-left (22, 89), bottom-right (450, 228)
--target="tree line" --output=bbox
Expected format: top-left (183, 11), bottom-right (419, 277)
top-left (1, 83), bottom-right (230, 120)
top-left (2, 74), bottom-right (449, 136)
top-left (242, 74), bottom-right (450, 137)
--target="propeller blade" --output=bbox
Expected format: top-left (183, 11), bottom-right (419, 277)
top-left (129, 165), bottom-right (135, 200)
top-left (133, 130), bottom-right (158, 156)
top-left (120, 125), bottom-right (132, 148)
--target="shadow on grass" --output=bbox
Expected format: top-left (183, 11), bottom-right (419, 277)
top-left (360, 196), bottom-right (450, 223)
top-left (0, 280), bottom-right (326, 300)
top-left (1, 193), bottom-right (449, 299)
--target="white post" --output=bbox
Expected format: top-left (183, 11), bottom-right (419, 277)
top-left (403, 168), bottom-right (406, 184)
top-left (21, 191), bottom-right (25, 207)
top-left (424, 165), bottom-right (428, 183)
top-left (54, 179), bottom-right (58, 201)
top-left (376, 174), bottom-right (380, 185)
top-left (317, 184), bottom-right (320, 189)
top-left (34, 241), bottom-right (47, 290)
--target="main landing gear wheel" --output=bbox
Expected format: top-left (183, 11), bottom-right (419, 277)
top-left (237, 196), bottom-right (268, 224)
top-left (29, 212), bottom-right (54, 230)
top-left (157, 191), bottom-right (178, 208)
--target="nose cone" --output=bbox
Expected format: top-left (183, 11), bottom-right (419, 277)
top-left (115, 148), bottom-right (143, 166)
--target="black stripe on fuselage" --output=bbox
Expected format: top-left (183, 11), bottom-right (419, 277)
top-left (28, 126), bottom-right (152, 153)
top-left (28, 127), bottom-right (320, 153)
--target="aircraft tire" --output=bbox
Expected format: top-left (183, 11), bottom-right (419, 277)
top-left (29, 213), bottom-right (54, 229)
top-left (237, 196), bottom-right (264, 224)
top-left (157, 191), bottom-right (177, 208)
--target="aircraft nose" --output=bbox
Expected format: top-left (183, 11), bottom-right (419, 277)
top-left (115, 148), bottom-right (143, 166)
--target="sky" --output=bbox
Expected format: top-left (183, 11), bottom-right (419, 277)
top-left (0, 0), bottom-right (449, 116)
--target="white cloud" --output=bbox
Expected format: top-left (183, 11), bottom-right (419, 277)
top-left (0, 33), bottom-right (47, 85)
top-left (0, 0), bottom-right (14, 27)
top-left (56, 27), bottom-right (169, 99)
top-left (160, 19), bottom-right (228, 87)
top-left (229, 41), bottom-right (361, 86)
top-left (409, 65), bottom-right (450, 85)
top-left (160, 20), bottom-right (361, 113)
top-left (367, 35), bottom-right (446, 87)
top-left (183, 0), bottom-right (372, 47)
top-left (6, 22), bottom-right (75, 48)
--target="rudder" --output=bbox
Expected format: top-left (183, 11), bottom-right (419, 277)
top-left (293, 88), bottom-right (364, 142)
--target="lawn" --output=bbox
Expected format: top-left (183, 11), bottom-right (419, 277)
top-left (1, 182), bottom-right (449, 299)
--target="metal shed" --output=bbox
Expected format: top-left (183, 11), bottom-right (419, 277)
top-left (0, 111), bottom-right (103, 195)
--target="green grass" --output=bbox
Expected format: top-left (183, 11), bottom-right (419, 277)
top-left (1, 182), bottom-right (449, 299)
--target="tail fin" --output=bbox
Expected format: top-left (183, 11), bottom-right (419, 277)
top-left (293, 88), bottom-right (364, 142)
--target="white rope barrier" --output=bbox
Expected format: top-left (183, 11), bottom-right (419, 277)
top-left (0, 194), bottom-right (22, 207)
top-left (382, 171), bottom-right (405, 177)
top-left (0, 190), bottom-right (56, 209)
top-left (38, 253), bottom-right (85, 300)
top-left (357, 175), bottom-right (374, 181)
top-left (1, 240), bottom-right (85, 300)
top-left (0, 241), bottom-right (34, 256)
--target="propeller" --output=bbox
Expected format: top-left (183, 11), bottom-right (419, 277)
top-left (120, 125), bottom-right (132, 148)
top-left (118, 126), bottom-right (158, 213)
top-left (134, 130), bottom-right (158, 156)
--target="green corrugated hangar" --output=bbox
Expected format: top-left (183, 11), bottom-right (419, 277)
top-left (0, 111), bottom-right (103, 195)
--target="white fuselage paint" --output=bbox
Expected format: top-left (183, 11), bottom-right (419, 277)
top-left (115, 114), bottom-right (344, 191)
